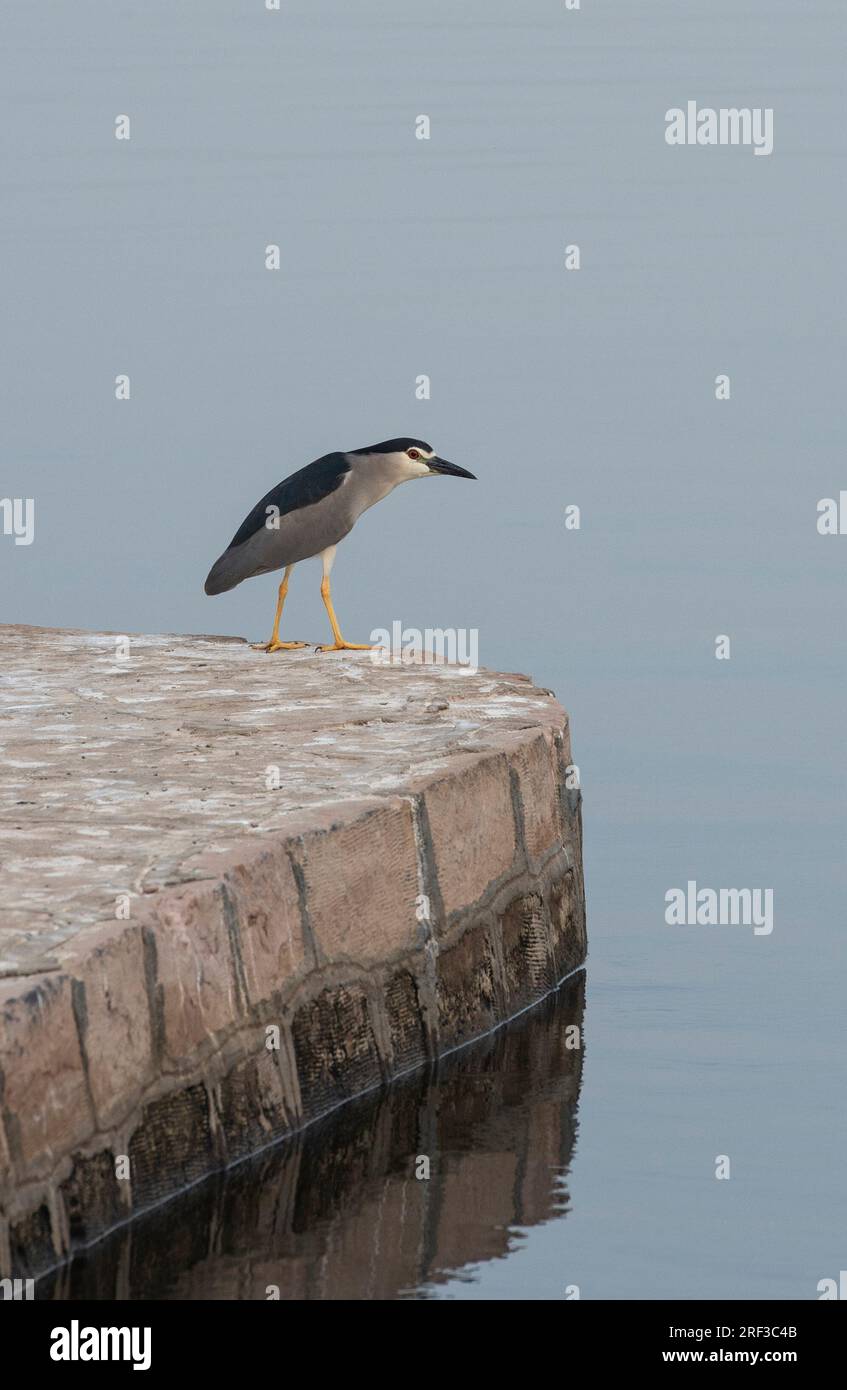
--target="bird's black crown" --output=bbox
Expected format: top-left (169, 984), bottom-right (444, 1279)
top-left (350, 438), bottom-right (432, 456)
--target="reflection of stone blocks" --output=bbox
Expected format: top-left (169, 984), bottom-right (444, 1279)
top-left (319, 1179), bottom-right (428, 1300)
top-left (434, 1153), bottom-right (519, 1272)
top-left (519, 1099), bottom-right (569, 1227)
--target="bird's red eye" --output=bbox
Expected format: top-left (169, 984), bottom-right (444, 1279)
top-left (407, 448), bottom-right (420, 459)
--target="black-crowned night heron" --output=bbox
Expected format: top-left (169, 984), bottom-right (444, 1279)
top-left (204, 438), bottom-right (475, 652)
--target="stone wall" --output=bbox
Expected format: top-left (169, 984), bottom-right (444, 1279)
top-left (0, 626), bottom-right (586, 1280)
top-left (38, 975), bottom-right (586, 1300)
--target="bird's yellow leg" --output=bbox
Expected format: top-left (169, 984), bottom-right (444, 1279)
top-left (316, 576), bottom-right (374, 652)
top-left (252, 568), bottom-right (308, 652)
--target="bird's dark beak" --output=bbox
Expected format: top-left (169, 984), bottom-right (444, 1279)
top-left (427, 456), bottom-right (476, 479)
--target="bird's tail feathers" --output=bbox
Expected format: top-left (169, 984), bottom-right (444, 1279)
top-left (204, 549), bottom-right (243, 595)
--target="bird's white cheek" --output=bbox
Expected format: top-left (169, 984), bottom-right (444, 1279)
top-left (393, 457), bottom-right (431, 480)
top-left (384, 453), bottom-right (436, 481)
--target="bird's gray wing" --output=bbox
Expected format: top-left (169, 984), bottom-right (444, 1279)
top-left (204, 453), bottom-right (351, 594)
top-left (226, 452), bottom-right (351, 548)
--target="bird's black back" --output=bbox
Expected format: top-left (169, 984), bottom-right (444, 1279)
top-left (226, 452), bottom-right (351, 551)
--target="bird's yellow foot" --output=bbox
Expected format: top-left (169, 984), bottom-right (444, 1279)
top-left (316, 641), bottom-right (375, 653)
top-left (252, 640), bottom-right (309, 653)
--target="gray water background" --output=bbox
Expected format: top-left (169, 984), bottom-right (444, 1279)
top-left (2, 1), bottom-right (845, 1299)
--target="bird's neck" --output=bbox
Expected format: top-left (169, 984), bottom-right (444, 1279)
top-left (355, 453), bottom-right (416, 503)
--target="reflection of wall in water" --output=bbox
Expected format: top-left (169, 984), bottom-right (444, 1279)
top-left (43, 973), bottom-right (585, 1301)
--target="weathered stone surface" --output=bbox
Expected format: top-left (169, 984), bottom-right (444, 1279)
top-left (499, 892), bottom-right (557, 1011)
top-left (184, 839), bottom-right (309, 1007)
top-left (0, 973), bottom-right (94, 1184)
top-left (507, 730), bottom-right (565, 863)
top-left (422, 753), bottom-right (517, 920)
top-left (8, 1202), bottom-right (55, 1281)
top-left (142, 881), bottom-right (245, 1069)
top-left (291, 797), bottom-right (420, 966)
top-left (384, 969), bottom-right (428, 1074)
top-left (63, 923), bottom-right (154, 1132)
top-left (291, 984), bottom-right (383, 1121)
top-left (216, 1047), bottom-right (293, 1163)
top-left (128, 1084), bottom-right (217, 1213)
top-left (0, 625), bottom-right (585, 1279)
top-left (60, 1150), bottom-right (127, 1253)
top-left (436, 922), bottom-right (502, 1050)
top-left (548, 872), bottom-right (587, 980)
